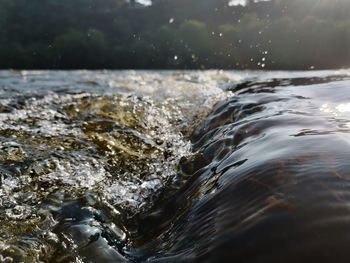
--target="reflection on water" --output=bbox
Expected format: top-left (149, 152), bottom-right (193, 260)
top-left (1, 70), bottom-right (350, 262)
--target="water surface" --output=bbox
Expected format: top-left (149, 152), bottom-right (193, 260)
top-left (1, 70), bottom-right (350, 262)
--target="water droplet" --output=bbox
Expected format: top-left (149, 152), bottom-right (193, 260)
top-left (174, 55), bottom-right (178, 60)
top-left (169, 18), bottom-right (174, 24)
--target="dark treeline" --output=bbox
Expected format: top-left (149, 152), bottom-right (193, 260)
top-left (0, 0), bottom-right (350, 69)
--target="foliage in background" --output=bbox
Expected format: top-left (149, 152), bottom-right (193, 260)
top-left (0, 0), bottom-right (349, 69)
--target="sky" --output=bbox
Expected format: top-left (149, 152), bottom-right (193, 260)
top-left (136, 0), bottom-right (271, 7)
top-left (228, 0), bottom-right (247, 6)
top-left (135, 0), bottom-right (152, 6)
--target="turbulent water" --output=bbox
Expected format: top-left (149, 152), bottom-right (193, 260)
top-left (1, 70), bottom-right (350, 263)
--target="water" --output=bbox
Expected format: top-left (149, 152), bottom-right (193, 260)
top-left (0, 69), bottom-right (350, 262)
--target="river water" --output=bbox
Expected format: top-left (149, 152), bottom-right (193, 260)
top-left (0, 70), bottom-right (350, 262)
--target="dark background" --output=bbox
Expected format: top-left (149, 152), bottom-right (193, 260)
top-left (0, 0), bottom-right (349, 70)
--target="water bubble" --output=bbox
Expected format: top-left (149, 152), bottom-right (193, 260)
top-left (0, 255), bottom-right (13, 263)
top-left (174, 55), bottom-right (178, 60)
top-left (169, 18), bottom-right (174, 24)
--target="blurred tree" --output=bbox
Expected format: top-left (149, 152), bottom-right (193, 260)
top-left (0, 0), bottom-right (349, 69)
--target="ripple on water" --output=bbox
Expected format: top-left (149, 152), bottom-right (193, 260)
top-left (130, 71), bottom-right (350, 263)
